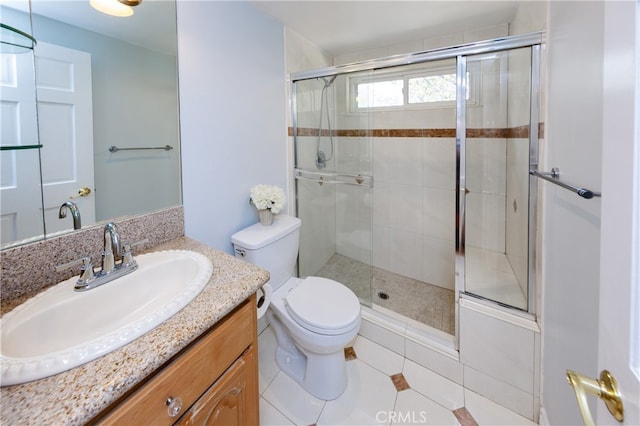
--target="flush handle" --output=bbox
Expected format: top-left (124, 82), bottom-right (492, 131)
top-left (566, 369), bottom-right (624, 425)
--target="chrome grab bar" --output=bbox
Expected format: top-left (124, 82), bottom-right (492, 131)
top-left (530, 167), bottom-right (601, 199)
top-left (294, 168), bottom-right (373, 187)
top-left (109, 145), bottom-right (173, 153)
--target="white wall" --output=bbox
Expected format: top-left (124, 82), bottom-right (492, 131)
top-left (178, 1), bottom-right (287, 253)
top-left (541, 2), bottom-right (604, 424)
top-left (28, 12), bottom-right (181, 222)
top-left (510, 1), bottom-right (547, 35)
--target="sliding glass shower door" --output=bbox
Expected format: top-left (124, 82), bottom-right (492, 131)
top-left (292, 33), bottom-right (542, 333)
top-left (294, 72), bottom-right (374, 307)
top-left (459, 46), bottom-right (537, 312)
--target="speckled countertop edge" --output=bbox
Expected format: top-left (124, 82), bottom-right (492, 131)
top-left (0, 237), bottom-right (269, 425)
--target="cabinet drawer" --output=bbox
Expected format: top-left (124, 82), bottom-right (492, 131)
top-left (97, 296), bottom-right (255, 425)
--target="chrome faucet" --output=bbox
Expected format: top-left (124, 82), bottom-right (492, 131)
top-left (102, 222), bottom-right (122, 273)
top-left (55, 222), bottom-right (141, 291)
top-left (58, 201), bottom-right (81, 230)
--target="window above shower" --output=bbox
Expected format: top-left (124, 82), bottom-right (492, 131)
top-left (349, 63), bottom-right (479, 111)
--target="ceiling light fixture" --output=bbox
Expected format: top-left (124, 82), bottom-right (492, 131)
top-left (90, 0), bottom-right (139, 17)
top-left (117, 0), bottom-right (142, 6)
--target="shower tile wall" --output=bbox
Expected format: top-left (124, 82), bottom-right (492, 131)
top-left (331, 63), bottom-right (512, 294)
top-left (505, 48), bottom-right (535, 299)
top-left (369, 136), bottom-right (457, 290)
top-left (329, 24), bottom-right (512, 293)
top-left (290, 24), bottom-right (533, 308)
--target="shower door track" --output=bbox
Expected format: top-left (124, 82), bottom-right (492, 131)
top-left (290, 32), bottom-right (543, 82)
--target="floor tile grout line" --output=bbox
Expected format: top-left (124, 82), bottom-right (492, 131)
top-left (399, 356), bottom-right (468, 415)
top-left (258, 321), bottom-right (531, 425)
top-left (313, 399), bottom-right (327, 425)
top-left (262, 328), bottom-right (469, 425)
top-left (351, 335), bottom-right (468, 417)
top-left (402, 355), bottom-right (465, 395)
top-left (260, 395), bottom-right (297, 426)
top-left (259, 367), bottom-right (281, 397)
top-left (350, 338), bottom-right (467, 421)
top-left (390, 389), bottom-right (399, 426)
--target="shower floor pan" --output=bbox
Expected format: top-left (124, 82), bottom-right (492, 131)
top-left (315, 254), bottom-right (455, 335)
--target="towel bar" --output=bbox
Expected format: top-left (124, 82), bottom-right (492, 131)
top-left (530, 167), bottom-right (601, 199)
top-left (109, 145), bottom-right (173, 153)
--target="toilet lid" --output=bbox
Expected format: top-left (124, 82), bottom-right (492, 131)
top-left (285, 277), bottom-right (360, 335)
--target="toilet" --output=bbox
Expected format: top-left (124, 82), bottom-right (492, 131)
top-left (231, 214), bottom-right (361, 400)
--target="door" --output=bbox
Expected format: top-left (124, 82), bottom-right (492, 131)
top-left (178, 347), bottom-right (259, 426)
top-left (34, 42), bottom-right (95, 235)
top-left (0, 50), bottom-right (44, 244)
top-left (595, 1), bottom-right (639, 424)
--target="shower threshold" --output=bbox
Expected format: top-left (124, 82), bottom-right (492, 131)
top-left (315, 254), bottom-right (455, 335)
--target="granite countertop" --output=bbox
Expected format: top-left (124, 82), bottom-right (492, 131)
top-left (0, 237), bottom-right (269, 425)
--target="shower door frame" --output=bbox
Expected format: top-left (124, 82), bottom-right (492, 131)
top-left (291, 32), bottom-right (544, 343)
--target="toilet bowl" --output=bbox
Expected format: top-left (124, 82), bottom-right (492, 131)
top-left (231, 214), bottom-right (361, 400)
top-left (267, 276), bottom-right (360, 400)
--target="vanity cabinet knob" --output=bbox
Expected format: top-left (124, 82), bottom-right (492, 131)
top-left (166, 396), bottom-right (183, 417)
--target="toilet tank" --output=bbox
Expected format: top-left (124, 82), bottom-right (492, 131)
top-left (231, 215), bottom-right (302, 290)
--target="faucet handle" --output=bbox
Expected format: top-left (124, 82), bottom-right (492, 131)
top-left (121, 244), bottom-right (134, 266)
top-left (55, 256), bottom-right (89, 272)
top-left (130, 238), bottom-right (149, 249)
top-left (77, 257), bottom-right (96, 283)
top-left (121, 239), bottom-right (148, 267)
top-left (55, 256), bottom-right (95, 282)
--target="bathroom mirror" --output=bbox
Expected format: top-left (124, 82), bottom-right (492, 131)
top-left (0, 0), bottom-right (181, 248)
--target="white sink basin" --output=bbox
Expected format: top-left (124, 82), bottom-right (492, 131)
top-left (1, 250), bottom-right (213, 386)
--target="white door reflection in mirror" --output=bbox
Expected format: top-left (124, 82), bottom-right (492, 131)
top-left (35, 42), bottom-right (95, 235)
top-left (0, 52), bottom-right (44, 245)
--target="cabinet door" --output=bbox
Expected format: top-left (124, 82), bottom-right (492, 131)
top-left (178, 345), bottom-right (258, 426)
top-left (95, 297), bottom-right (256, 425)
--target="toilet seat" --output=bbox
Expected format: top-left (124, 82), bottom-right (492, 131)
top-left (285, 277), bottom-right (360, 335)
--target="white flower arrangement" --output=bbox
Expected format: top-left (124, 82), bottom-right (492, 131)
top-left (250, 184), bottom-right (286, 214)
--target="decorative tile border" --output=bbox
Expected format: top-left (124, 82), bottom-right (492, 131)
top-left (391, 373), bottom-right (411, 391)
top-left (344, 347), bottom-right (357, 361)
top-left (289, 123), bottom-right (544, 139)
top-left (453, 407), bottom-right (480, 426)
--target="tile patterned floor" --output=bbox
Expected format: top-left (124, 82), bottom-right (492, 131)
top-left (259, 326), bottom-right (538, 426)
top-left (315, 254), bottom-right (455, 335)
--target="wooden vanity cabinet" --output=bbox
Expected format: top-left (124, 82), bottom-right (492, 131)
top-left (95, 294), bottom-right (259, 426)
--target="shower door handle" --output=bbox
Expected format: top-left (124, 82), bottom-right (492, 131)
top-left (294, 168), bottom-right (373, 188)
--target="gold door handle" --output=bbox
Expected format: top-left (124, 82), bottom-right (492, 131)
top-left (70, 187), bottom-right (91, 199)
top-left (566, 369), bottom-right (624, 425)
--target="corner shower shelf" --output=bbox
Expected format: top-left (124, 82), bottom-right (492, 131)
top-left (1, 23), bottom-right (37, 54)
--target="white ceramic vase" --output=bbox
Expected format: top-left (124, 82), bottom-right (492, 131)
top-left (258, 209), bottom-right (274, 226)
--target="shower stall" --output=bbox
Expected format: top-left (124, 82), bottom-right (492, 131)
top-left (291, 33), bottom-right (542, 340)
